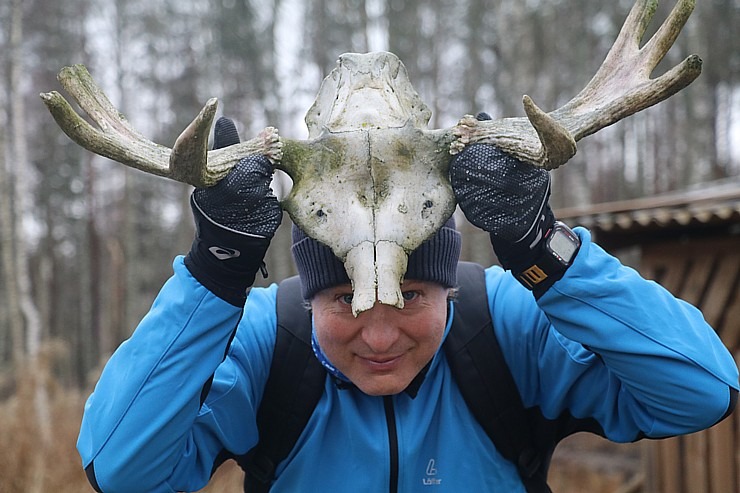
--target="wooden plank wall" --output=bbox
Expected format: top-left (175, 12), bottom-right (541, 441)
top-left (639, 237), bottom-right (740, 493)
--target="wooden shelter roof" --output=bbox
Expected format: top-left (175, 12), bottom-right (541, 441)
top-left (556, 179), bottom-right (740, 249)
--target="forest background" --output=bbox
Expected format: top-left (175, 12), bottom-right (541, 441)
top-left (0, 0), bottom-right (738, 491)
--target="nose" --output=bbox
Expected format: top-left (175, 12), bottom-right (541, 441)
top-left (359, 303), bottom-right (401, 354)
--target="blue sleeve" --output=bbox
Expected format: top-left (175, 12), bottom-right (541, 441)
top-left (77, 257), bottom-right (277, 493)
top-left (488, 228), bottom-right (739, 442)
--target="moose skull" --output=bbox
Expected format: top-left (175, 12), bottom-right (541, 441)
top-left (281, 52), bottom-right (456, 313)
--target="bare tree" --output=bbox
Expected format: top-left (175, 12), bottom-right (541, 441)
top-left (8, 0), bottom-right (42, 366)
top-left (0, 79), bottom-right (23, 369)
top-left (7, 1), bottom-right (51, 487)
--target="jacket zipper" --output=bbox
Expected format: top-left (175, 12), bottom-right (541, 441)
top-left (383, 396), bottom-right (399, 493)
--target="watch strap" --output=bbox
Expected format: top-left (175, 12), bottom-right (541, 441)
top-left (512, 222), bottom-right (580, 298)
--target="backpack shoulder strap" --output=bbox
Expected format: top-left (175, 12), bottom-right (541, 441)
top-left (237, 276), bottom-right (327, 493)
top-left (444, 262), bottom-right (552, 493)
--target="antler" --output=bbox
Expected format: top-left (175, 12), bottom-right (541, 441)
top-left (451, 0), bottom-right (702, 170)
top-left (40, 64), bottom-right (283, 188)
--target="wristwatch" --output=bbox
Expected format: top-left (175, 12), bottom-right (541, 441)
top-left (514, 221), bottom-right (581, 291)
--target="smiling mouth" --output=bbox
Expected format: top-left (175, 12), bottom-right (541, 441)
top-left (359, 354), bottom-right (404, 371)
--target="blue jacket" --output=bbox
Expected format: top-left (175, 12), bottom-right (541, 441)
top-left (77, 229), bottom-right (739, 492)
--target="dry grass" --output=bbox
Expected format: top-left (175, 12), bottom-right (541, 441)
top-left (0, 339), bottom-right (247, 493)
top-left (0, 369), bottom-right (92, 492)
top-left (549, 434), bottom-right (643, 493)
top-left (0, 379), bottom-right (244, 493)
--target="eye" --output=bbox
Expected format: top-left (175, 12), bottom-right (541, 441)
top-left (401, 290), bottom-right (419, 302)
top-left (338, 293), bottom-right (354, 305)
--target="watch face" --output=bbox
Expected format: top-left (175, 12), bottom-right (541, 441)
top-left (548, 229), bottom-right (579, 263)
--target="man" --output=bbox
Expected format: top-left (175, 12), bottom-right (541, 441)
top-left (77, 116), bottom-right (739, 493)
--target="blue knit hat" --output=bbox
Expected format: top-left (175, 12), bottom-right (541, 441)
top-left (291, 218), bottom-right (461, 299)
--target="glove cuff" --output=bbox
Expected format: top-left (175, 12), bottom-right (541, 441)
top-left (185, 194), bottom-right (272, 307)
top-left (490, 202), bottom-right (555, 270)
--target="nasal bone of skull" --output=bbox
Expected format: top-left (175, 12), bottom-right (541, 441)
top-left (344, 243), bottom-right (377, 315)
top-left (344, 241), bottom-right (407, 316)
top-left (375, 241), bottom-right (407, 309)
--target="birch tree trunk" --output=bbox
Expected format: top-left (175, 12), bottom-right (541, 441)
top-left (0, 8), bottom-right (22, 362)
top-left (0, 99), bottom-right (24, 366)
top-left (10, 0), bottom-right (41, 366)
top-left (9, 0), bottom-right (51, 474)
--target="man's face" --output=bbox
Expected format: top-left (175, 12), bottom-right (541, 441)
top-left (312, 280), bottom-right (450, 396)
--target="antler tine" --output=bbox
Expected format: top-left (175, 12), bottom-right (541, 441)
top-left (553, 0), bottom-right (701, 142)
top-left (169, 98), bottom-right (219, 185)
top-left (172, 100), bottom-right (286, 187)
top-left (642, 0), bottom-right (695, 69)
top-left (41, 65), bottom-right (172, 177)
top-left (522, 96), bottom-right (577, 168)
top-left (41, 64), bottom-right (285, 188)
top-left (451, 0), bottom-right (701, 171)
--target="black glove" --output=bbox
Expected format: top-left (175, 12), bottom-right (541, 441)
top-left (450, 112), bottom-right (561, 295)
top-left (184, 117), bottom-right (282, 306)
